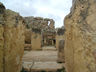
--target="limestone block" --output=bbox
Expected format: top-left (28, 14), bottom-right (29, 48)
top-left (0, 3), bottom-right (25, 72)
top-left (64, 0), bottom-right (96, 72)
top-left (0, 24), bottom-right (4, 72)
top-left (56, 28), bottom-right (65, 63)
top-left (41, 20), bottom-right (48, 28)
top-left (56, 28), bottom-right (65, 49)
top-left (24, 44), bottom-right (31, 51)
top-left (4, 9), bottom-right (25, 72)
top-left (31, 28), bottom-right (42, 50)
top-left (24, 17), bottom-right (55, 32)
top-left (49, 19), bottom-right (55, 29)
top-left (0, 3), bottom-right (5, 72)
top-left (34, 17), bottom-right (43, 20)
top-left (25, 29), bottom-right (32, 44)
top-left (58, 40), bottom-right (64, 63)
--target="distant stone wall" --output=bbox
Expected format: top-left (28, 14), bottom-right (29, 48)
top-left (64, 0), bottom-right (96, 72)
top-left (24, 16), bottom-right (56, 48)
top-left (24, 17), bottom-right (55, 30)
top-left (0, 3), bottom-right (25, 72)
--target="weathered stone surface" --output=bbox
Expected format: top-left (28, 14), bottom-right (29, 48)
top-left (0, 3), bottom-right (25, 72)
top-left (25, 29), bottom-right (31, 44)
top-left (64, 0), bottom-right (96, 72)
top-left (56, 28), bottom-right (64, 49)
top-left (22, 50), bottom-right (63, 72)
top-left (0, 3), bottom-right (5, 72)
top-left (56, 28), bottom-right (65, 63)
top-left (58, 40), bottom-right (64, 63)
top-left (4, 9), bottom-right (25, 72)
top-left (0, 24), bottom-right (4, 72)
top-left (42, 31), bottom-right (56, 46)
top-left (24, 44), bottom-right (31, 51)
top-left (49, 19), bottom-right (55, 29)
top-left (24, 17), bottom-right (55, 32)
top-left (31, 28), bottom-right (42, 50)
top-left (24, 17), bottom-right (56, 48)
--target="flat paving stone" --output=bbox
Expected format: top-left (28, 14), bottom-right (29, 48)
top-left (23, 61), bottom-right (63, 72)
top-left (42, 46), bottom-right (57, 51)
top-left (22, 62), bottom-right (34, 71)
top-left (22, 46), bottom-right (64, 72)
top-left (23, 51), bottom-right (57, 62)
top-left (32, 62), bottom-right (63, 69)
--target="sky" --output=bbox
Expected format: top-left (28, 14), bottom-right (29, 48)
top-left (0, 0), bottom-right (72, 28)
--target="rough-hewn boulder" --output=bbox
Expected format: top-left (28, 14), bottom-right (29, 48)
top-left (0, 3), bottom-right (25, 72)
top-left (64, 0), bottom-right (96, 72)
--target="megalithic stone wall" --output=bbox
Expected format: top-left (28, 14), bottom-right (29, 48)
top-left (0, 3), bottom-right (25, 72)
top-left (0, 3), bottom-right (5, 72)
top-left (64, 0), bottom-right (96, 72)
top-left (31, 28), bottom-right (42, 50)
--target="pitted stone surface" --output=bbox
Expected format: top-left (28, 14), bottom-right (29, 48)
top-left (64, 0), bottom-right (96, 72)
top-left (0, 3), bottom-right (25, 72)
top-left (24, 16), bottom-right (55, 32)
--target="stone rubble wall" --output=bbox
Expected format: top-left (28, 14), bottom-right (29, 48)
top-left (0, 3), bottom-right (25, 72)
top-left (49, 19), bottom-right (55, 29)
top-left (24, 17), bottom-right (56, 49)
top-left (24, 17), bottom-right (55, 31)
top-left (64, 0), bottom-right (96, 72)
top-left (24, 17), bottom-right (55, 49)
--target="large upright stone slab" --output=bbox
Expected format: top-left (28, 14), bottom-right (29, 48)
top-left (25, 29), bottom-right (31, 44)
top-left (58, 40), bottom-right (65, 63)
top-left (4, 9), bottom-right (25, 72)
top-left (0, 3), bottom-right (5, 72)
top-left (0, 3), bottom-right (25, 72)
top-left (56, 28), bottom-right (65, 63)
top-left (56, 28), bottom-right (65, 49)
top-left (64, 0), bottom-right (96, 72)
top-left (31, 28), bottom-right (42, 50)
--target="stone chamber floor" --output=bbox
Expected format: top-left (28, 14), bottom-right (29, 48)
top-left (22, 46), bottom-right (64, 72)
